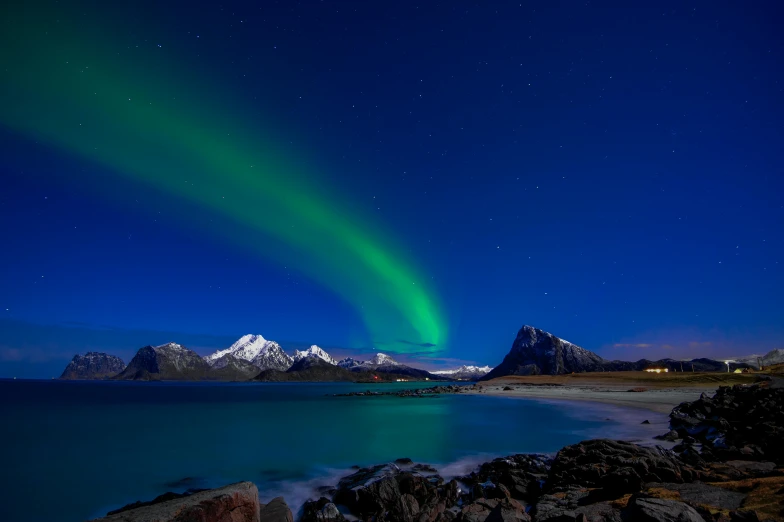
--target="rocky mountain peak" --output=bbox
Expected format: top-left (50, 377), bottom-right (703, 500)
top-left (481, 325), bottom-right (605, 380)
top-left (204, 334), bottom-right (293, 371)
top-left (368, 353), bottom-right (397, 366)
top-left (59, 352), bottom-right (126, 380)
top-left (337, 357), bottom-right (364, 369)
top-left (292, 345), bottom-right (337, 365)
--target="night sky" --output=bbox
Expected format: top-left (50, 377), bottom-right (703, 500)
top-left (1, 1), bottom-right (782, 378)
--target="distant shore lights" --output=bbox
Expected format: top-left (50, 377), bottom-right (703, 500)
top-left (644, 366), bottom-right (668, 373)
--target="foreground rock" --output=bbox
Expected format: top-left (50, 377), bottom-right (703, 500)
top-left (92, 482), bottom-right (261, 521)
top-left (669, 384), bottom-right (784, 465)
top-left (259, 497), bottom-right (294, 522)
top-left (59, 352), bottom-right (125, 380)
top-left (299, 436), bottom-right (783, 522)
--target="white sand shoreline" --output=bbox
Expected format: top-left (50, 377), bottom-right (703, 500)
top-left (464, 384), bottom-right (705, 414)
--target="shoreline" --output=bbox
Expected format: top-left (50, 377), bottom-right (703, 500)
top-left (466, 383), bottom-right (705, 414)
top-left (86, 379), bottom-right (783, 521)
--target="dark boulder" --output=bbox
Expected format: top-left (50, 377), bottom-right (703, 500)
top-left (91, 482), bottom-right (260, 522)
top-left (259, 496), bottom-right (294, 522)
top-left (459, 454), bottom-right (551, 504)
top-left (627, 496), bottom-right (704, 522)
top-left (669, 385), bottom-right (784, 465)
top-left (547, 439), bottom-right (696, 498)
top-left (301, 497), bottom-right (345, 522)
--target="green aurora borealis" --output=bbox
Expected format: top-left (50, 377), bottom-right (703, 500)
top-left (0, 5), bottom-right (445, 351)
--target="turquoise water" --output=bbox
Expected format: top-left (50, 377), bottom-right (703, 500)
top-left (0, 380), bottom-right (662, 521)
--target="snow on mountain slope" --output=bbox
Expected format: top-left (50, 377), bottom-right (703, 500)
top-left (292, 345), bottom-right (337, 365)
top-left (204, 334), bottom-right (293, 371)
top-left (337, 357), bottom-right (364, 369)
top-left (432, 365), bottom-right (493, 375)
top-left (365, 353), bottom-right (397, 366)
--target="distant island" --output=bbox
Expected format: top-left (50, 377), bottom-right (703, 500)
top-left (58, 326), bottom-right (784, 383)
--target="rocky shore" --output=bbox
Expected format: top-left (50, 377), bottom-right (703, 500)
top-left (92, 383), bottom-right (784, 522)
top-left (333, 385), bottom-right (471, 397)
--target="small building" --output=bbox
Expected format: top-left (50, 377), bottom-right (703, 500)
top-left (644, 366), bottom-right (669, 373)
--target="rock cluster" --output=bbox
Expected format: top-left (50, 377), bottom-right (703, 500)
top-left (668, 384), bottom-right (784, 465)
top-left (299, 431), bottom-right (783, 522)
top-left (303, 461), bottom-right (462, 522)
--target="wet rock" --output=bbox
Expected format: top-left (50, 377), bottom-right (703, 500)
top-left (669, 385), bottom-right (784, 465)
top-left (398, 472), bottom-right (430, 500)
top-left (106, 491), bottom-right (204, 516)
top-left (259, 497), bottom-right (294, 522)
top-left (337, 464), bottom-right (395, 490)
top-left (92, 482), bottom-right (260, 522)
top-left (392, 493), bottom-right (420, 522)
top-left (396, 458), bottom-right (415, 465)
top-left (359, 475), bottom-right (401, 510)
top-left (547, 439), bottom-right (695, 498)
top-left (302, 497), bottom-right (345, 522)
top-left (459, 454), bottom-right (551, 504)
top-left (442, 480), bottom-right (460, 506)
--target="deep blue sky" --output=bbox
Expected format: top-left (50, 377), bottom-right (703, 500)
top-left (2, 1), bottom-right (783, 378)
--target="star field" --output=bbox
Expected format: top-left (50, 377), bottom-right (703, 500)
top-left (0, 0), bottom-right (782, 377)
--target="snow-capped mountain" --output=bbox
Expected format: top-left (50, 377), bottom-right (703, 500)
top-left (204, 334), bottom-right (293, 371)
top-left (432, 365), bottom-right (493, 380)
top-left (337, 357), bottom-right (364, 369)
top-left (292, 345), bottom-right (337, 365)
top-left (365, 353), bottom-right (397, 367)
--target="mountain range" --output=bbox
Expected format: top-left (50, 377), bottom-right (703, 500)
top-left (432, 365), bottom-right (494, 380)
top-left (479, 325), bottom-right (765, 380)
top-left (57, 326), bottom-right (778, 382)
top-left (58, 335), bottom-right (448, 381)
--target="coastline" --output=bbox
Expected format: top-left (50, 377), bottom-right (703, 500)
top-left (466, 383), bottom-right (704, 414)
top-left (464, 371), bottom-right (762, 414)
top-left (80, 378), bottom-right (783, 521)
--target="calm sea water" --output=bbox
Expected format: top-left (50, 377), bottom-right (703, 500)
top-left (0, 380), bottom-right (665, 522)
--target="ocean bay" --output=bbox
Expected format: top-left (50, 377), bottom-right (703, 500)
top-left (0, 380), bottom-right (659, 522)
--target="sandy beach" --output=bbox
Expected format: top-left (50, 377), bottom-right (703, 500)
top-left (467, 371), bottom-right (761, 414)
